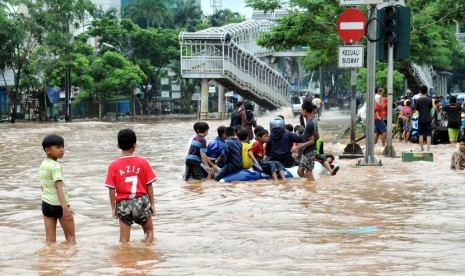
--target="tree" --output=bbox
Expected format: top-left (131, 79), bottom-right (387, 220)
top-left (90, 15), bottom-right (179, 115)
top-left (48, 35), bottom-right (95, 105)
top-left (173, 0), bottom-right (202, 31)
top-left (2, 0), bottom-right (95, 123)
top-left (356, 63), bottom-right (405, 99)
top-left (89, 51), bottom-right (145, 118)
top-left (123, 0), bottom-right (174, 28)
top-left (131, 27), bottom-right (180, 113)
top-left (209, 9), bottom-right (245, 27)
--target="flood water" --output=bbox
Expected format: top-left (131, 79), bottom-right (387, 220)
top-left (1, 108), bottom-right (465, 275)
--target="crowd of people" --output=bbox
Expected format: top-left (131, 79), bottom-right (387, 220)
top-left (373, 85), bottom-right (465, 169)
top-left (184, 100), bottom-right (339, 183)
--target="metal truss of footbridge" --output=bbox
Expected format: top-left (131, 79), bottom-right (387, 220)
top-left (179, 20), bottom-right (291, 112)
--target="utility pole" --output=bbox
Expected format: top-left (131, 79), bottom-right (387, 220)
top-left (342, 68), bottom-right (363, 156)
top-left (359, 4), bottom-right (379, 166)
top-left (383, 44), bottom-right (396, 156)
top-left (64, 67), bottom-right (71, 122)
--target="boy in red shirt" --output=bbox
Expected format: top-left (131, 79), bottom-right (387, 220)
top-left (105, 129), bottom-right (157, 244)
top-left (250, 128), bottom-right (286, 182)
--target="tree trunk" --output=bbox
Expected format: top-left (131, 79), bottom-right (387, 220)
top-left (98, 98), bottom-right (102, 120)
top-left (9, 94), bottom-right (16, 123)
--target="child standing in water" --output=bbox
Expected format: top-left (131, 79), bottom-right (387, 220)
top-left (105, 129), bottom-right (157, 244)
top-left (39, 134), bottom-right (75, 245)
top-left (185, 122), bottom-right (216, 180)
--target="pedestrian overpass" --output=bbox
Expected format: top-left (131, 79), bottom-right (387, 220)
top-left (179, 20), bottom-right (291, 111)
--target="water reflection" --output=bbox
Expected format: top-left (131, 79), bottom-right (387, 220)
top-left (34, 245), bottom-right (78, 276)
top-left (109, 244), bottom-right (159, 274)
top-left (1, 109), bottom-right (465, 274)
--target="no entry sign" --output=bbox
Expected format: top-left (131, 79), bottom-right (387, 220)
top-left (337, 8), bottom-right (367, 44)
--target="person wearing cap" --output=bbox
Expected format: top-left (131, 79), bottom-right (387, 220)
top-left (266, 116), bottom-right (303, 168)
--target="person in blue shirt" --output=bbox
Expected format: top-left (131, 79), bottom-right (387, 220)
top-left (214, 127), bottom-right (243, 181)
top-left (266, 116), bottom-right (304, 168)
top-left (206, 126), bottom-right (227, 167)
top-left (185, 122), bottom-right (216, 181)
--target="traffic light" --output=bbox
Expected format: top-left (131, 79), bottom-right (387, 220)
top-left (384, 6), bottom-right (398, 44)
top-left (376, 5), bottom-right (411, 60)
top-left (395, 6), bottom-right (411, 59)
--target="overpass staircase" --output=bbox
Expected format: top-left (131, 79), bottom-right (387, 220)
top-left (407, 32), bottom-right (465, 96)
top-left (179, 20), bottom-right (291, 110)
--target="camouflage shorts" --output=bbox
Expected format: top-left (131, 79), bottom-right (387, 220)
top-left (298, 150), bottom-right (316, 171)
top-left (115, 194), bottom-right (152, 226)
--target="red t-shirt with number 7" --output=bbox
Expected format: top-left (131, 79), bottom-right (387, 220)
top-left (105, 156), bottom-right (157, 203)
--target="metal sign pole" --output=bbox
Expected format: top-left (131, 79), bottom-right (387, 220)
top-left (342, 68), bottom-right (363, 157)
top-left (359, 4), bottom-right (379, 166)
top-left (383, 44), bottom-right (396, 157)
top-left (350, 68), bottom-right (357, 143)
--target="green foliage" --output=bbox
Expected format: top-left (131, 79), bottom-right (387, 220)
top-left (123, 0), bottom-right (173, 28)
top-left (1, 0), bottom-right (95, 122)
top-left (247, 0), bottom-right (465, 92)
top-left (245, 0), bottom-right (283, 13)
top-left (356, 64), bottom-right (405, 99)
top-left (90, 14), bottom-right (180, 111)
top-left (209, 9), bottom-right (245, 27)
top-left (174, 0), bottom-right (202, 32)
top-left (90, 51), bottom-right (145, 101)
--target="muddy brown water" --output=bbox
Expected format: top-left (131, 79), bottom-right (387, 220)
top-left (1, 109), bottom-right (464, 275)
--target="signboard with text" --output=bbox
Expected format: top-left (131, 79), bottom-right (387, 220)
top-left (338, 45), bottom-right (364, 68)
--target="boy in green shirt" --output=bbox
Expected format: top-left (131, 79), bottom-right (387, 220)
top-left (39, 134), bottom-right (75, 245)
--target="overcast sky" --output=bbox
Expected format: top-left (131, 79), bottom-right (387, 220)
top-left (200, 0), bottom-right (254, 18)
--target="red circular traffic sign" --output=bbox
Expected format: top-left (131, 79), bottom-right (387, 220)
top-left (337, 8), bottom-right (367, 44)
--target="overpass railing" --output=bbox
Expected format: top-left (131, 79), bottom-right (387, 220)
top-left (410, 63), bottom-right (434, 90)
top-left (179, 20), bottom-right (291, 109)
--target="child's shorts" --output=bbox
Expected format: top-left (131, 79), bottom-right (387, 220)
top-left (185, 160), bottom-right (203, 180)
top-left (448, 128), bottom-right (460, 142)
top-left (374, 119), bottom-right (387, 134)
top-left (403, 124), bottom-right (412, 132)
top-left (115, 194), bottom-right (153, 226)
top-left (42, 201), bottom-right (64, 218)
top-left (298, 150), bottom-right (316, 171)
